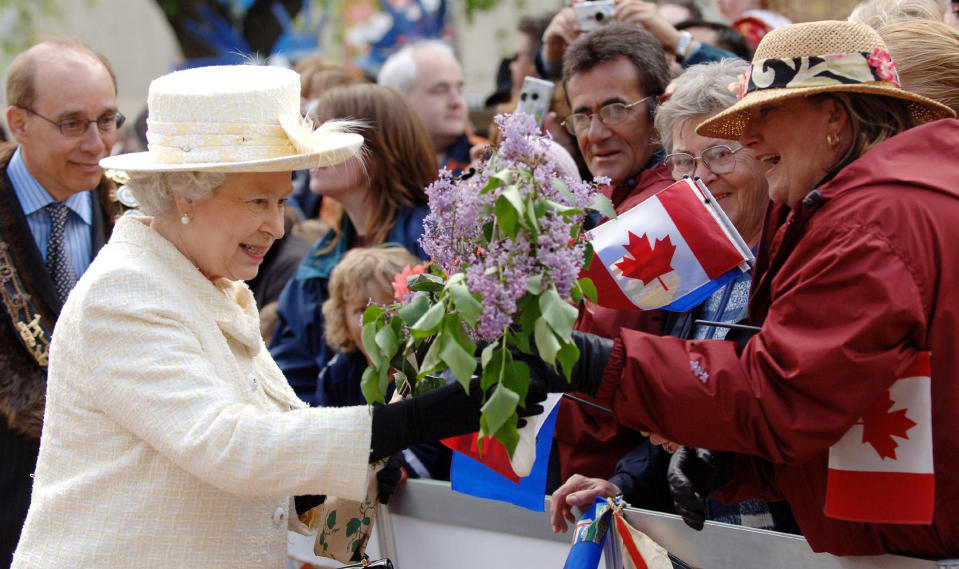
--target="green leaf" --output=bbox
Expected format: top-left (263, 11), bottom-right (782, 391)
top-left (575, 276), bottom-right (598, 303)
top-left (418, 334), bottom-right (444, 377)
top-left (539, 286), bottom-right (577, 339)
top-left (374, 322), bottom-right (399, 361)
top-left (440, 332), bottom-right (476, 389)
top-left (480, 342), bottom-right (497, 369)
top-left (410, 301), bottom-right (445, 337)
top-left (494, 193), bottom-right (520, 239)
top-left (361, 321), bottom-right (383, 368)
top-left (408, 272), bottom-right (445, 292)
top-left (361, 366), bottom-right (385, 404)
top-left (534, 318), bottom-right (561, 366)
top-left (492, 413), bottom-right (520, 457)
top-left (544, 199), bottom-right (580, 216)
top-left (501, 184), bottom-right (525, 213)
top-left (501, 358), bottom-right (530, 404)
top-left (526, 273), bottom-right (543, 295)
top-left (556, 341), bottom-right (581, 383)
top-left (480, 348), bottom-right (504, 393)
top-left (480, 384), bottom-right (520, 438)
top-left (448, 282), bottom-right (482, 327)
top-left (415, 374), bottom-right (446, 394)
top-left (326, 511), bottom-right (337, 529)
top-left (397, 291), bottom-right (430, 325)
top-left (588, 193), bottom-right (617, 220)
top-left (525, 198), bottom-right (540, 235)
top-left (362, 304), bottom-right (385, 325)
top-left (493, 167), bottom-right (515, 186)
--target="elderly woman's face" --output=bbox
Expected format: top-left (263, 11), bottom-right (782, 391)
top-left (180, 171), bottom-right (291, 282)
top-left (672, 115), bottom-right (769, 245)
top-left (739, 97), bottom-right (840, 208)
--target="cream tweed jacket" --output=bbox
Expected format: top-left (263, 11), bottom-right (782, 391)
top-left (12, 215), bottom-right (372, 569)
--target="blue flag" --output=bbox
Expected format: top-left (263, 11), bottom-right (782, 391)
top-left (448, 397), bottom-right (560, 511)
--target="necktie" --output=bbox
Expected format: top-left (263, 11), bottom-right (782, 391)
top-left (45, 202), bottom-right (77, 304)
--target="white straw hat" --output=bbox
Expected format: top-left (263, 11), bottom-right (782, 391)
top-left (100, 65), bottom-right (363, 173)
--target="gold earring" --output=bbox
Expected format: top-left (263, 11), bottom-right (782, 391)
top-left (181, 214), bottom-right (190, 225)
top-left (826, 133), bottom-right (840, 148)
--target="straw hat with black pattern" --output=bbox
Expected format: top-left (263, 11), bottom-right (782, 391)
top-left (101, 65), bottom-right (363, 173)
top-left (697, 20), bottom-right (956, 140)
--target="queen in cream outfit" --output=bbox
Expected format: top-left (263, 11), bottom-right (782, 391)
top-left (12, 65), bottom-right (491, 568)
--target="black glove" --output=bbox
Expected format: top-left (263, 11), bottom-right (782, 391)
top-left (520, 330), bottom-right (613, 396)
top-left (667, 446), bottom-right (734, 531)
top-left (370, 380), bottom-right (483, 462)
top-left (376, 454), bottom-right (405, 505)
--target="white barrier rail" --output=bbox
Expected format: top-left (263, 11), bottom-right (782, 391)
top-left (360, 478), bottom-right (956, 569)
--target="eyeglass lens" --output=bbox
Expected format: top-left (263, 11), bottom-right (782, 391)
top-left (667, 146), bottom-right (738, 177)
top-left (58, 114), bottom-right (125, 136)
top-left (565, 102), bottom-right (632, 136)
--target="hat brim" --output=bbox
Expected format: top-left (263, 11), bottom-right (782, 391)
top-left (697, 82), bottom-right (956, 140)
top-left (100, 132), bottom-right (364, 173)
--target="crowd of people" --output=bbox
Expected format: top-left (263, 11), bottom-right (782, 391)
top-left (1, 0), bottom-right (958, 567)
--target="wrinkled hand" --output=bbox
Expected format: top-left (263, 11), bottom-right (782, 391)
top-left (549, 474), bottom-right (621, 534)
top-left (376, 454), bottom-right (408, 505)
top-left (667, 447), bottom-right (733, 531)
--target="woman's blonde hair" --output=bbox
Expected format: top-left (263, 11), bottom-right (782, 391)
top-left (322, 246), bottom-right (421, 352)
top-left (879, 19), bottom-right (959, 114)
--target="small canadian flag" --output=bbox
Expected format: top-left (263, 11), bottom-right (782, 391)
top-left (824, 351), bottom-right (934, 524)
top-left (581, 178), bottom-right (754, 312)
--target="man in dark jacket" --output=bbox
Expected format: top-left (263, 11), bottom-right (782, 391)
top-left (0, 39), bottom-right (119, 566)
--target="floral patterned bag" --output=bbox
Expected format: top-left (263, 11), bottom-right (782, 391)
top-left (299, 463), bottom-right (380, 563)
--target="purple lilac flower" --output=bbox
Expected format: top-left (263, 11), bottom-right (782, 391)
top-left (419, 112), bottom-right (601, 338)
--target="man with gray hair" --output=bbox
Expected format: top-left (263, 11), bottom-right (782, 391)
top-left (378, 40), bottom-right (486, 173)
top-left (1, 39), bottom-right (121, 566)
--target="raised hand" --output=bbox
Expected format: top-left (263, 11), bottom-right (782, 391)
top-left (549, 473), bottom-right (622, 533)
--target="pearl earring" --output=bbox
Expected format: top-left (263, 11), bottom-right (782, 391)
top-left (181, 214), bottom-right (190, 225)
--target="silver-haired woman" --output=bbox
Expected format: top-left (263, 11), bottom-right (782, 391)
top-left (11, 65), bottom-right (506, 569)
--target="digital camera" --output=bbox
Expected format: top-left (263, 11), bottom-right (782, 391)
top-left (516, 76), bottom-right (555, 127)
top-left (575, 0), bottom-right (615, 32)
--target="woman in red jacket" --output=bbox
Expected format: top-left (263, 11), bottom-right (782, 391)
top-left (538, 20), bottom-right (959, 557)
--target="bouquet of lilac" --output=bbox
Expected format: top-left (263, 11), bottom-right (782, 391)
top-left (360, 113), bottom-right (614, 455)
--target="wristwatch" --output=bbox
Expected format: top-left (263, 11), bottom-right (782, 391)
top-left (675, 30), bottom-right (693, 61)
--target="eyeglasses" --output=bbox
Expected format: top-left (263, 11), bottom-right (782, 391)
top-left (561, 96), bottom-right (650, 136)
top-left (20, 107), bottom-right (125, 137)
top-left (663, 144), bottom-right (744, 180)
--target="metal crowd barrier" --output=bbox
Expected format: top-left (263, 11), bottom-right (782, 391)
top-left (290, 478), bottom-right (956, 568)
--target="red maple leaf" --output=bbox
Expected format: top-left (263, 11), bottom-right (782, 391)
top-left (859, 389), bottom-right (916, 460)
top-left (615, 232), bottom-right (677, 290)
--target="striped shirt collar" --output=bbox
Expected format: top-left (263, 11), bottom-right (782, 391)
top-left (9, 146), bottom-right (93, 225)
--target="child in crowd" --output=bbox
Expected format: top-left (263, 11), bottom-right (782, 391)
top-left (320, 246), bottom-right (451, 480)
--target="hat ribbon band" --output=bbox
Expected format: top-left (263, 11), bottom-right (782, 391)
top-left (745, 49), bottom-right (901, 96)
top-left (144, 122), bottom-right (297, 165)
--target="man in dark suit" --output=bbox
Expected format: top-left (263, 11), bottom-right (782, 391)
top-left (0, 39), bottom-right (120, 567)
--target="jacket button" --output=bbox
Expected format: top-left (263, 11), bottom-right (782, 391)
top-left (249, 374), bottom-right (257, 385)
top-left (272, 506), bottom-right (286, 527)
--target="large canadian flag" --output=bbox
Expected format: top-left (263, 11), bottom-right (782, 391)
top-left (581, 177), bottom-right (753, 312)
top-left (824, 351), bottom-right (934, 523)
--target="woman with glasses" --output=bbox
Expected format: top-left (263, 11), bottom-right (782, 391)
top-left (549, 59), bottom-right (795, 534)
